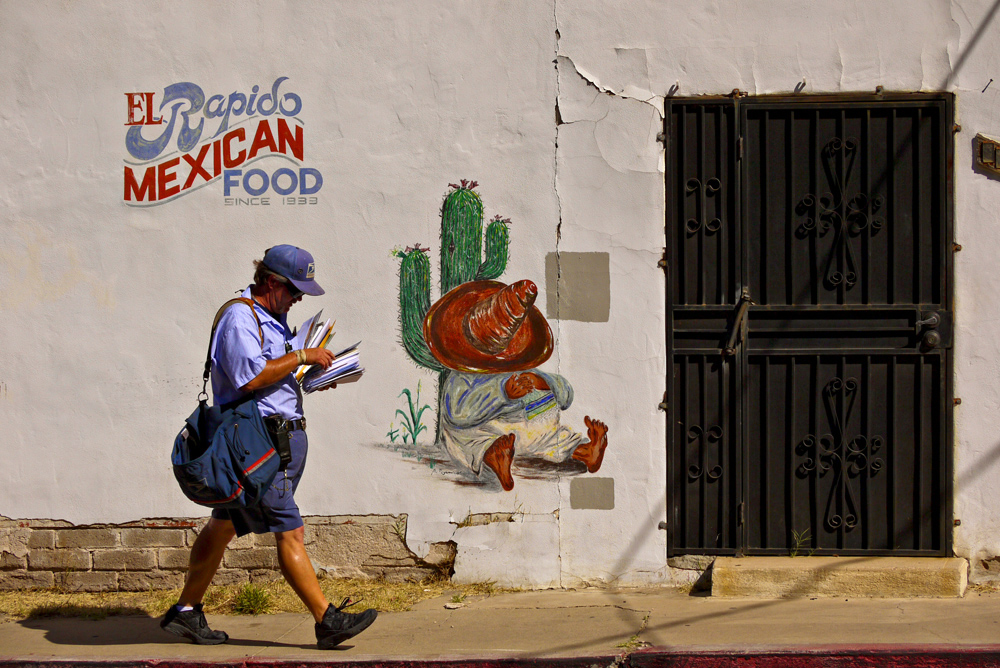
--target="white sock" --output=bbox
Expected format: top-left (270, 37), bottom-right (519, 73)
top-left (176, 604), bottom-right (194, 612)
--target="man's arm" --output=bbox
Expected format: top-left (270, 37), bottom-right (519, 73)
top-left (241, 348), bottom-right (335, 392)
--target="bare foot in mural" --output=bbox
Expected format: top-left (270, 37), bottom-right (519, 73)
top-left (572, 416), bottom-right (608, 473)
top-left (483, 434), bottom-right (516, 491)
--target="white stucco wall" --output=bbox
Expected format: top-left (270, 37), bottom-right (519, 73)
top-left (2, 0), bottom-right (1000, 585)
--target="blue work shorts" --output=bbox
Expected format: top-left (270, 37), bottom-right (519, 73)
top-left (212, 429), bottom-right (308, 537)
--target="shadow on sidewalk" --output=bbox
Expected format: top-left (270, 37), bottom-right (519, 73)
top-left (15, 612), bottom-right (330, 651)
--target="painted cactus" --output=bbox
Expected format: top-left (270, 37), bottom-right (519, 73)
top-left (395, 181), bottom-right (511, 423)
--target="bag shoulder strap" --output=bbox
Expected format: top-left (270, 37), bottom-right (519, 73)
top-left (200, 297), bottom-right (265, 395)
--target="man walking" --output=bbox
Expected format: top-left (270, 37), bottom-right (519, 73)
top-left (162, 245), bottom-right (377, 649)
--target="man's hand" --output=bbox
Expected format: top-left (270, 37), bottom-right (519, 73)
top-left (304, 347), bottom-right (335, 369)
top-left (242, 348), bottom-right (334, 392)
top-left (504, 372), bottom-right (550, 399)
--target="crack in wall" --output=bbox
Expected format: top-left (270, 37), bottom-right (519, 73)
top-left (557, 53), bottom-right (664, 119)
top-left (553, 6), bottom-right (566, 590)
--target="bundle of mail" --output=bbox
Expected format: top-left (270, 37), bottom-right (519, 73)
top-left (292, 310), bottom-right (364, 393)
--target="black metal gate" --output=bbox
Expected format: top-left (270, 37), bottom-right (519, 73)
top-left (665, 95), bottom-right (954, 556)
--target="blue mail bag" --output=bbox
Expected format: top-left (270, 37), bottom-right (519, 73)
top-left (170, 298), bottom-right (280, 509)
top-left (172, 396), bottom-right (279, 509)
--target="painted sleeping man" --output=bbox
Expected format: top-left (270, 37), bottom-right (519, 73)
top-left (423, 279), bottom-right (608, 491)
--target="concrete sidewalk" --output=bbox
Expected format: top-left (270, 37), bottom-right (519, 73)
top-left (2, 587), bottom-right (1000, 666)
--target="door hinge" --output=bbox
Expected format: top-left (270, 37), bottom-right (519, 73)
top-left (738, 502), bottom-right (745, 526)
top-left (658, 391), bottom-right (668, 412)
top-left (658, 248), bottom-right (668, 270)
top-left (737, 136), bottom-right (744, 161)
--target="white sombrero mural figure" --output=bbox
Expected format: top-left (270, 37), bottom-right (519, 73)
top-left (393, 182), bottom-right (608, 491)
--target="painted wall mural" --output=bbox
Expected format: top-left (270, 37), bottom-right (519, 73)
top-left (392, 182), bottom-right (609, 491)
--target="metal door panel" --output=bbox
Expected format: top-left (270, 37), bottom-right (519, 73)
top-left (666, 95), bottom-right (953, 557)
top-left (739, 98), bottom-right (952, 556)
top-left (745, 354), bottom-right (945, 555)
top-left (671, 354), bottom-right (739, 552)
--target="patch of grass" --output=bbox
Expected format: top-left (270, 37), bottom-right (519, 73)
top-left (231, 583), bottom-right (273, 615)
top-left (615, 614), bottom-right (650, 653)
top-left (790, 528), bottom-right (815, 557)
top-left (0, 588), bottom-right (177, 623)
top-left (0, 576), bottom-right (514, 622)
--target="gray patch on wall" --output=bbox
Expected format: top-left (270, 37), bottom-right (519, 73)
top-left (545, 252), bottom-right (610, 322)
top-left (569, 477), bottom-right (614, 510)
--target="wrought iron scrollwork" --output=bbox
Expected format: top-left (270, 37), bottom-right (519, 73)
top-left (686, 177), bottom-right (723, 234)
top-left (796, 377), bottom-right (884, 531)
top-left (796, 137), bottom-right (885, 288)
top-left (687, 424), bottom-right (723, 481)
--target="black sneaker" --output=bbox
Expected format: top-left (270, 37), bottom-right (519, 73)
top-left (315, 597), bottom-right (378, 649)
top-left (160, 603), bottom-right (229, 645)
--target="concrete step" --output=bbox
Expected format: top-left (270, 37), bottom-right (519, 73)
top-left (712, 556), bottom-right (968, 598)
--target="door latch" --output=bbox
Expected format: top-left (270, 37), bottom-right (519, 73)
top-left (915, 310), bottom-right (943, 351)
top-left (723, 288), bottom-right (755, 356)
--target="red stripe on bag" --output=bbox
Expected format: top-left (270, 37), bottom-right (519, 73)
top-left (244, 448), bottom-right (276, 476)
top-left (203, 483), bottom-right (244, 504)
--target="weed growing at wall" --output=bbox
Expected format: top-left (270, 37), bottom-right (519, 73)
top-left (232, 583), bottom-right (274, 615)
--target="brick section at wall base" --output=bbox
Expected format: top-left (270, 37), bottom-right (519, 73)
top-left (0, 515), bottom-right (456, 592)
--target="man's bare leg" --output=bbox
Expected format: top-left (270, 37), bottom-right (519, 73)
top-left (177, 517), bottom-right (236, 606)
top-left (275, 526), bottom-right (330, 622)
top-left (483, 434), bottom-right (516, 491)
top-left (572, 416), bottom-right (609, 473)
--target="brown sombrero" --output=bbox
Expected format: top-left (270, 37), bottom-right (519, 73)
top-left (423, 279), bottom-right (553, 373)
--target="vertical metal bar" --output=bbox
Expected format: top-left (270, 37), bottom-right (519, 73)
top-left (761, 356), bottom-right (769, 548)
top-left (888, 110), bottom-right (896, 305)
top-left (913, 110), bottom-right (921, 304)
top-left (678, 109), bottom-right (687, 304)
top-left (698, 106), bottom-right (706, 304)
top-left (944, 97), bottom-right (955, 556)
top-left (888, 357), bottom-right (896, 549)
top-left (664, 105), bottom-right (673, 555)
top-left (838, 109), bottom-right (846, 307)
top-left (811, 109), bottom-right (819, 305)
top-left (836, 356), bottom-right (845, 551)
top-left (808, 355), bottom-right (823, 547)
top-left (862, 355), bottom-right (871, 549)
top-left (914, 356), bottom-right (923, 550)
top-left (786, 111), bottom-right (794, 305)
top-left (720, 353), bottom-right (729, 547)
top-left (864, 109), bottom-right (871, 306)
top-left (680, 356), bottom-right (689, 547)
top-left (717, 105), bottom-right (725, 304)
top-left (761, 111), bottom-right (768, 305)
top-left (699, 355), bottom-right (707, 548)
top-left (787, 357), bottom-right (796, 551)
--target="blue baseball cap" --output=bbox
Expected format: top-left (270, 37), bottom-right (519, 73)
top-left (261, 245), bottom-right (325, 296)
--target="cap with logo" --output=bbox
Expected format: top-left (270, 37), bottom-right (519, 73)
top-left (261, 245), bottom-right (325, 296)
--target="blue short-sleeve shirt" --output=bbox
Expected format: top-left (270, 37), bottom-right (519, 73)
top-left (209, 286), bottom-right (303, 420)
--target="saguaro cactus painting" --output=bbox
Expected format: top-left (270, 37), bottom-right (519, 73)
top-left (393, 182), bottom-right (609, 492)
top-left (396, 180), bottom-right (511, 376)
